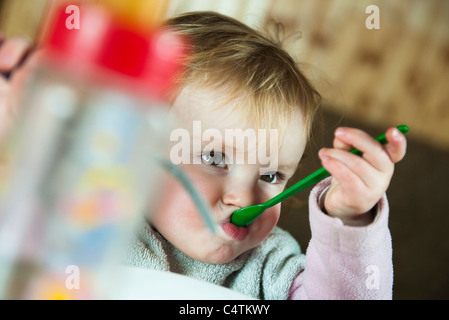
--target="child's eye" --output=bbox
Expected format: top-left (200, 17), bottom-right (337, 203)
top-left (260, 172), bottom-right (286, 184)
top-left (201, 151), bottom-right (226, 168)
top-left (260, 173), bottom-right (278, 184)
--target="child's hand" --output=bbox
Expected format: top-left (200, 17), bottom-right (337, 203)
top-left (318, 127), bottom-right (407, 226)
top-left (0, 33), bottom-right (34, 139)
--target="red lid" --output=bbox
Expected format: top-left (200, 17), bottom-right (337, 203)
top-left (39, 2), bottom-right (187, 100)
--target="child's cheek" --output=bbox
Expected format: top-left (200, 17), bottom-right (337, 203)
top-left (181, 164), bottom-right (224, 200)
top-left (151, 165), bottom-right (222, 222)
top-left (266, 205), bottom-right (281, 227)
top-left (251, 204), bottom-right (281, 239)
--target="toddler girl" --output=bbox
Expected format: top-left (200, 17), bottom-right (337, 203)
top-left (126, 11), bottom-right (407, 300)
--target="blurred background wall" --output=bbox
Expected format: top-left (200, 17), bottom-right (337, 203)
top-left (1, 0), bottom-right (448, 299)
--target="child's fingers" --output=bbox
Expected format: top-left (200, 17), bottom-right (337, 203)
top-left (383, 127), bottom-right (407, 163)
top-left (319, 147), bottom-right (381, 188)
top-left (0, 37), bottom-right (32, 74)
top-left (333, 135), bottom-right (352, 151)
top-left (333, 127), bottom-right (393, 173)
top-left (319, 151), bottom-right (366, 191)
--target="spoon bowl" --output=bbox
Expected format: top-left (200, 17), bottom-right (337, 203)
top-left (230, 204), bottom-right (267, 227)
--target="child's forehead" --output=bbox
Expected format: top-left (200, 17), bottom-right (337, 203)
top-left (172, 84), bottom-right (301, 132)
top-left (174, 87), bottom-right (250, 126)
top-left (170, 85), bottom-right (307, 162)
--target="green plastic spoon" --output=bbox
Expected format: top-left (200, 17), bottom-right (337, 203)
top-left (230, 125), bottom-right (409, 227)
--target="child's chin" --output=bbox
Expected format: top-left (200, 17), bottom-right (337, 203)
top-left (194, 248), bottom-right (244, 265)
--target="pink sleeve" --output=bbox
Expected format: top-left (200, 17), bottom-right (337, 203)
top-left (288, 178), bottom-right (393, 300)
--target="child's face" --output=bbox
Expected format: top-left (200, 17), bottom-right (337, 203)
top-left (150, 85), bottom-right (307, 264)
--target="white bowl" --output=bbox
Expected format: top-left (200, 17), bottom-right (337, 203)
top-left (112, 266), bottom-right (255, 300)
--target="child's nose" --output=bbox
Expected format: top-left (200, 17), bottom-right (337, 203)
top-left (222, 189), bottom-right (255, 209)
top-left (221, 178), bottom-right (257, 209)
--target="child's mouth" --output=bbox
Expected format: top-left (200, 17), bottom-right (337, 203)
top-left (221, 219), bottom-right (249, 241)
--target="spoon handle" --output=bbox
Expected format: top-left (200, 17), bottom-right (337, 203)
top-left (263, 125), bottom-right (409, 208)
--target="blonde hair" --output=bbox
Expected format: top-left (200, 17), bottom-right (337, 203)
top-left (165, 11), bottom-right (321, 142)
